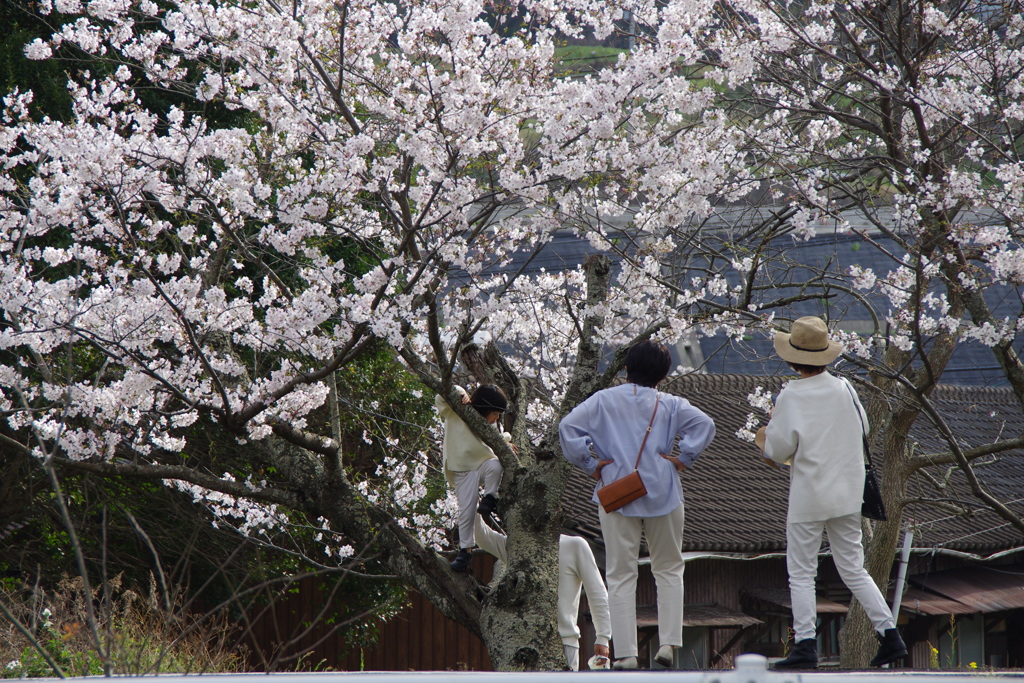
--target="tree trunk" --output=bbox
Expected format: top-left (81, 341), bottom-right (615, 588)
top-left (839, 430), bottom-right (908, 668)
top-left (457, 254), bottom-right (618, 669)
top-left (841, 321), bottom-right (958, 666)
top-left (480, 457), bottom-right (569, 669)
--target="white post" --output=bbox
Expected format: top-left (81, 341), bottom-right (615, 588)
top-left (891, 527), bottom-right (914, 618)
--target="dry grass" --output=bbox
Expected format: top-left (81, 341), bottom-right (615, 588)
top-left (1, 573), bottom-right (247, 677)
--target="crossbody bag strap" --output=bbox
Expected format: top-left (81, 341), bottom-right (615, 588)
top-left (842, 380), bottom-right (873, 468)
top-left (632, 392), bottom-right (662, 470)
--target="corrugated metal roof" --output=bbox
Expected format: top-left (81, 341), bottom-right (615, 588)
top-left (636, 603), bottom-right (762, 628)
top-left (689, 229), bottom-right (1020, 386)
top-left (909, 566), bottom-right (1024, 613)
top-left (893, 586), bottom-right (976, 616)
top-left (493, 224), bottom-right (1020, 386)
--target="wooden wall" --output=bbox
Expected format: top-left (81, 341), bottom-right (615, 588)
top-left (240, 554), bottom-right (496, 671)
top-left (335, 590), bottom-right (493, 671)
top-left (239, 553), bottom-right (791, 671)
top-left (634, 556), bottom-right (790, 667)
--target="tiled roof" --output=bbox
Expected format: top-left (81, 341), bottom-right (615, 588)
top-left (560, 374), bottom-right (1024, 555)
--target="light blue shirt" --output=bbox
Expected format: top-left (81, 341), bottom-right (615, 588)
top-left (559, 383), bottom-right (716, 517)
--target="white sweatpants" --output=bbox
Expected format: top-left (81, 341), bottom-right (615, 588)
top-left (564, 643), bottom-right (579, 671)
top-left (452, 458), bottom-right (503, 549)
top-left (474, 516), bottom-right (584, 671)
top-left (599, 504), bottom-right (685, 658)
top-left (787, 513), bottom-right (897, 641)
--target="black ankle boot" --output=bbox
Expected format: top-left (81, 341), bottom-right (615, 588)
top-left (774, 638), bottom-right (818, 670)
top-left (450, 548), bottom-right (473, 573)
top-left (870, 628), bottom-right (908, 667)
top-left (477, 493), bottom-right (498, 516)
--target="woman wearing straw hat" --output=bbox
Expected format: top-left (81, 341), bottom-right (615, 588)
top-left (754, 316), bottom-right (907, 669)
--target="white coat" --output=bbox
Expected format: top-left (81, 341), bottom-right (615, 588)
top-left (762, 371), bottom-right (868, 523)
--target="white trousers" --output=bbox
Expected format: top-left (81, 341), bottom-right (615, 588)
top-left (564, 643), bottom-right (579, 671)
top-left (787, 513), bottom-right (897, 641)
top-left (599, 504), bottom-right (685, 658)
top-left (452, 458), bottom-right (503, 549)
top-left (475, 515), bottom-right (583, 671)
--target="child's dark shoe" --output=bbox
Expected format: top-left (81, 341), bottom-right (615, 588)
top-left (477, 493), bottom-right (498, 516)
top-left (450, 548), bottom-right (473, 573)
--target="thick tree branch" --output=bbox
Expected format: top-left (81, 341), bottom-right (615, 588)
top-left (907, 437), bottom-right (1024, 472)
top-left (56, 459), bottom-right (303, 509)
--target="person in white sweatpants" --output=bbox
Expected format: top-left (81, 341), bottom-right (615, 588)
top-left (473, 516), bottom-right (612, 670)
top-left (755, 316), bottom-right (907, 669)
top-left (436, 384), bottom-right (510, 573)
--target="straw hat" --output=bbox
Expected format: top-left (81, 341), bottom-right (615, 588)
top-left (773, 316), bottom-right (844, 365)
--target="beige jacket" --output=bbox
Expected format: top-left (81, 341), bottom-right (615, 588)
top-left (436, 387), bottom-right (509, 485)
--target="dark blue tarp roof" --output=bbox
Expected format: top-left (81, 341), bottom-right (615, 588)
top-left (488, 225), bottom-right (1021, 386)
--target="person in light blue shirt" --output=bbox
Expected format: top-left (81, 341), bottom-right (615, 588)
top-left (559, 340), bottom-right (715, 670)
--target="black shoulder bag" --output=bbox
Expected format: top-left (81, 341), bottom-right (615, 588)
top-left (844, 381), bottom-right (887, 521)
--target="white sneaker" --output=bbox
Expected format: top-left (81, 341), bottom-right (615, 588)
top-left (655, 644), bottom-right (675, 668)
top-left (612, 656), bottom-right (638, 670)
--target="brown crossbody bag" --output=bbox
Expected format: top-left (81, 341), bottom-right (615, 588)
top-left (596, 393), bottom-right (661, 513)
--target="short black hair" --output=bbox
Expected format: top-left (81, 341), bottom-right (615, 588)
top-left (471, 384), bottom-right (508, 416)
top-left (625, 340), bottom-right (672, 387)
top-left (787, 362), bottom-right (827, 375)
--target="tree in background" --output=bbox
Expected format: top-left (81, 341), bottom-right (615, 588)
top-left (625, 0), bottom-right (1024, 666)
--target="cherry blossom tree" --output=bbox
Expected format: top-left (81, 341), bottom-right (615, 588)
top-left (4, 0), bottom-right (1024, 670)
top-left (0, 0), bottom-right (751, 670)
